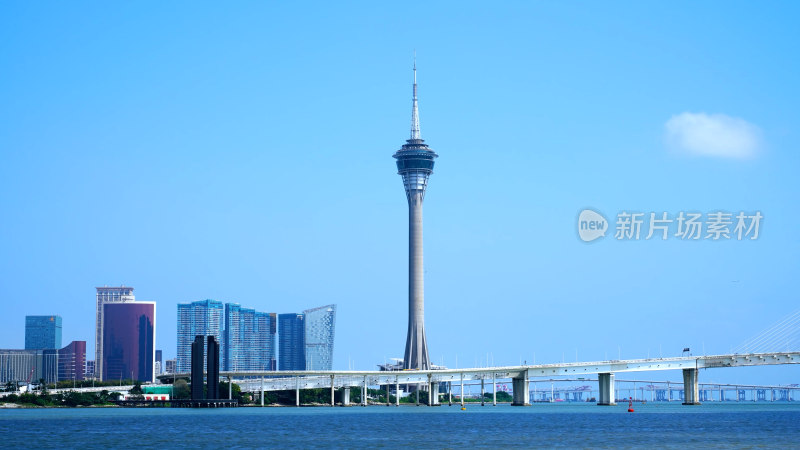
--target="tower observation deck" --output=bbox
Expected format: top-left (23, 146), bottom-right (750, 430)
top-left (393, 61), bottom-right (438, 370)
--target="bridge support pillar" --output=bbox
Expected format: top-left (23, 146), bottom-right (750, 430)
top-left (682, 368), bottom-right (700, 405)
top-left (228, 376), bottom-right (232, 400)
top-left (343, 388), bottom-right (350, 406)
top-left (428, 374), bottom-right (439, 406)
top-left (386, 383), bottom-right (390, 406)
top-left (597, 373), bottom-right (616, 405)
top-left (460, 373), bottom-right (465, 407)
top-left (481, 378), bottom-right (485, 406)
top-left (363, 376), bottom-right (368, 406)
top-left (511, 371), bottom-right (530, 406)
top-left (395, 377), bottom-right (399, 407)
top-left (295, 376), bottom-right (300, 407)
top-left (448, 381), bottom-right (452, 405)
top-left (492, 373), bottom-right (497, 406)
top-left (330, 375), bottom-right (335, 407)
top-left (260, 376), bottom-right (264, 407)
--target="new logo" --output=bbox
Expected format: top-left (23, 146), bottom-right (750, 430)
top-left (578, 209), bottom-right (608, 242)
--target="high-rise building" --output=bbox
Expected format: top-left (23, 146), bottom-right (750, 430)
top-left (164, 358), bottom-right (176, 374)
top-left (85, 360), bottom-right (95, 379)
top-left (95, 286), bottom-right (135, 379)
top-left (224, 303), bottom-right (243, 370)
top-left (278, 313), bottom-right (305, 371)
top-left (155, 350), bottom-right (162, 375)
top-left (56, 341), bottom-right (86, 382)
top-left (393, 62), bottom-right (437, 370)
top-left (0, 349), bottom-right (58, 384)
top-left (177, 300), bottom-right (223, 373)
top-left (254, 311), bottom-right (277, 371)
top-left (303, 304), bottom-right (336, 371)
top-left (25, 315), bottom-right (62, 350)
top-left (224, 303), bottom-right (276, 371)
top-left (102, 301), bottom-right (155, 382)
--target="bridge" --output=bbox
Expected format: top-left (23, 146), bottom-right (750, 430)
top-left (157, 351), bottom-right (800, 406)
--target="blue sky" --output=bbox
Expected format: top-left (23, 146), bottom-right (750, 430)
top-left (1, 1), bottom-right (798, 384)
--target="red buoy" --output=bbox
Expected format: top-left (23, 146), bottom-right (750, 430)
top-left (627, 397), bottom-right (634, 412)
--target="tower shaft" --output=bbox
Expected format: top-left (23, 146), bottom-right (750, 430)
top-left (404, 191), bottom-right (429, 369)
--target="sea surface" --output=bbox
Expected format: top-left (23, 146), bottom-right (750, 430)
top-left (1, 402), bottom-right (799, 448)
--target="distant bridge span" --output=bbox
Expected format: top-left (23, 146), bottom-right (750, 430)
top-left (157, 352), bottom-right (799, 406)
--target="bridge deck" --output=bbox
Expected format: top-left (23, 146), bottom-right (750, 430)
top-left (156, 352), bottom-right (800, 392)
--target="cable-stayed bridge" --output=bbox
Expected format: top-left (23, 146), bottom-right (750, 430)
top-left (731, 309), bottom-right (800, 354)
top-left (153, 311), bottom-right (800, 406)
top-left (157, 351), bottom-right (800, 406)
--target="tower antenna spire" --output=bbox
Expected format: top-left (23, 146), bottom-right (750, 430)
top-left (410, 52), bottom-right (421, 140)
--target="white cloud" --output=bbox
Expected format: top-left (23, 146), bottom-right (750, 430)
top-left (664, 112), bottom-right (762, 159)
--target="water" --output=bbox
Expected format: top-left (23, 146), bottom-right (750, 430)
top-left (1, 403), bottom-right (799, 448)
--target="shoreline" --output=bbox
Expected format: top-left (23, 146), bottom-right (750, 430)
top-left (0, 402), bottom-right (119, 409)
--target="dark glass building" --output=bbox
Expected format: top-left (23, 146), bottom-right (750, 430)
top-left (278, 313), bottom-right (305, 371)
top-left (57, 341), bottom-right (86, 382)
top-left (155, 349), bottom-right (162, 374)
top-left (102, 302), bottom-right (155, 382)
top-left (25, 315), bottom-right (62, 350)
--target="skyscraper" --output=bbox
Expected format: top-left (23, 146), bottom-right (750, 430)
top-left (95, 286), bottom-right (135, 379)
top-left (393, 61), bottom-right (437, 370)
top-left (303, 304), bottom-right (336, 371)
top-left (102, 301), bottom-right (155, 382)
top-left (278, 313), bottom-right (305, 371)
top-left (155, 349), bottom-right (162, 375)
top-left (177, 299), bottom-right (223, 373)
top-left (254, 311), bottom-right (277, 371)
top-left (224, 303), bottom-right (276, 371)
top-left (25, 315), bottom-right (62, 350)
top-left (57, 341), bottom-right (86, 382)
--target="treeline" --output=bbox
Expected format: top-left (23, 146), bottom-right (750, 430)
top-left (2, 390), bottom-right (120, 407)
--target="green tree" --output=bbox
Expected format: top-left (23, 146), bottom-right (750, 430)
top-left (483, 391), bottom-right (512, 402)
top-left (38, 378), bottom-right (48, 396)
top-left (173, 379), bottom-right (190, 399)
top-left (127, 381), bottom-right (144, 400)
top-left (219, 381), bottom-right (244, 402)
